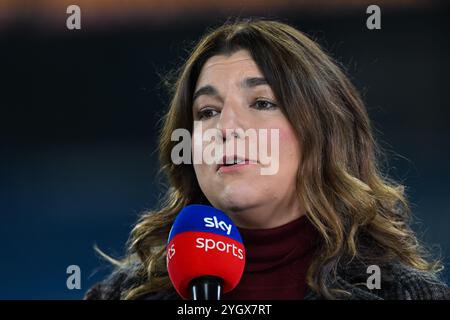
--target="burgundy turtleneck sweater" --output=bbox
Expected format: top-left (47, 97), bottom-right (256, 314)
top-left (222, 215), bottom-right (319, 300)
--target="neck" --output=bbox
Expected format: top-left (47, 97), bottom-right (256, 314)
top-left (225, 197), bottom-right (306, 229)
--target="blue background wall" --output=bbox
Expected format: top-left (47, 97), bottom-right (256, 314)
top-left (1, 6), bottom-right (449, 299)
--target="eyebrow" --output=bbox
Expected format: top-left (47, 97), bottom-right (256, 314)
top-left (193, 77), bottom-right (269, 102)
top-left (193, 85), bottom-right (218, 102)
top-left (242, 77), bottom-right (268, 88)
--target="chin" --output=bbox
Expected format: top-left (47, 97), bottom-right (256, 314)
top-left (215, 184), bottom-right (259, 212)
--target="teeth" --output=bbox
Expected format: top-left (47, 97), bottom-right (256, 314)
top-left (223, 158), bottom-right (245, 165)
top-left (222, 156), bottom-right (247, 165)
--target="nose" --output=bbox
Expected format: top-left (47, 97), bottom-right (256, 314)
top-left (216, 98), bottom-right (245, 141)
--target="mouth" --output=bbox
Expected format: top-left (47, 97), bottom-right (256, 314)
top-left (216, 155), bottom-right (255, 173)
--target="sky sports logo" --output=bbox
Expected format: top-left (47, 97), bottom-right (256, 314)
top-left (167, 214), bottom-right (244, 261)
top-left (195, 237), bottom-right (244, 260)
top-left (204, 216), bottom-right (232, 235)
top-left (197, 216), bottom-right (243, 259)
top-left (167, 236), bottom-right (244, 261)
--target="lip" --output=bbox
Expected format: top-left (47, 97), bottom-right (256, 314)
top-left (216, 156), bottom-right (256, 173)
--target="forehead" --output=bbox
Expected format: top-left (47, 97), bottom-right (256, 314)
top-left (196, 50), bottom-right (262, 84)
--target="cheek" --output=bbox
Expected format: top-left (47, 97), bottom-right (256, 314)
top-left (278, 126), bottom-right (301, 171)
top-left (192, 131), bottom-right (206, 178)
top-left (193, 162), bottom-right (210, 196)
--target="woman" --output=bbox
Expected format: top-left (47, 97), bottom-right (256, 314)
top-left (85, 18), bottom-right (450, 300)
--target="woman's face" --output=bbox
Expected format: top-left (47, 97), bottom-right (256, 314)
top-left (191, 50), bottom-right (303, 228)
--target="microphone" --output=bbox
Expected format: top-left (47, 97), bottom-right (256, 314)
top-left (166, 204), bottom-right (245, 300)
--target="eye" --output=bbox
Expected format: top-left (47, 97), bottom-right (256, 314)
top-left (251, 99), bottom-right (278, 110)
top-left (197, 107), bottom-right (219, 120)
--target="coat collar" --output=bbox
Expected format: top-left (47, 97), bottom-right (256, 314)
top-left (303, 274), bottom-right (382, 300)
top-left (152, 273), bottom-right (382, 300)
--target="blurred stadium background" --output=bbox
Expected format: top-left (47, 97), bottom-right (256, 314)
top-left (0, 0), bottom-right (449, 299)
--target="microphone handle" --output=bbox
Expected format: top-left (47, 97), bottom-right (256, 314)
top-left (189, 276), bottom-right (223, 300)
